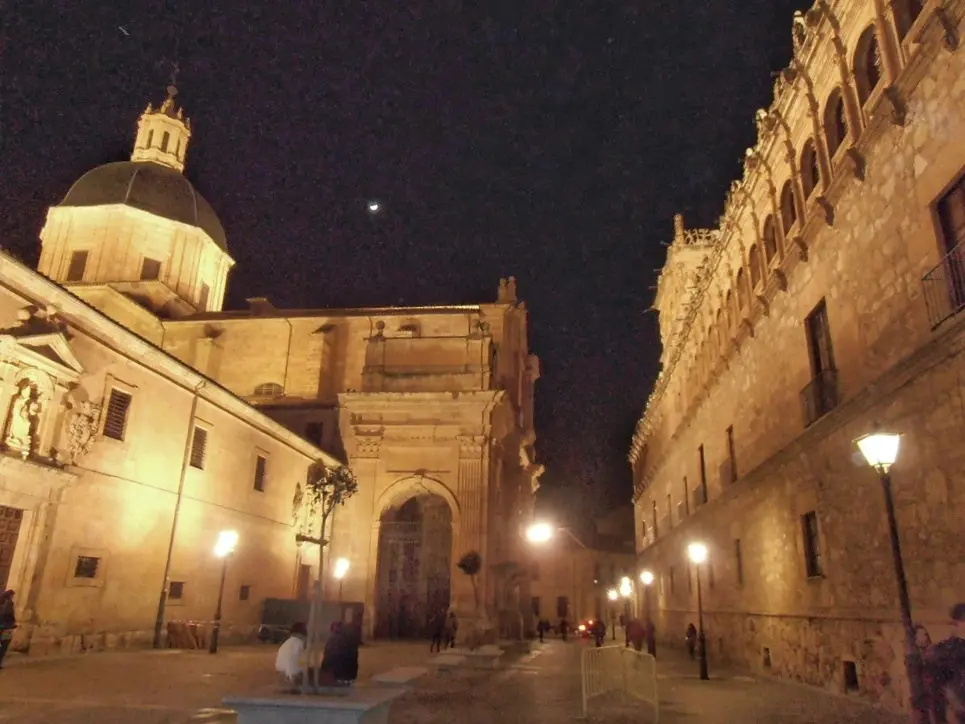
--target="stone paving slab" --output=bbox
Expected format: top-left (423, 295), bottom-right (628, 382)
top-left (0, 639), bottom-right (915, 723)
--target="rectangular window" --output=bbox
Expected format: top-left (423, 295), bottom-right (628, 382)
top-left (802, 511), bottom-right (823, 577)
top-left (556, 596), bottom-right (569, 619)
top-left (66, 250), bottom-right (89, 282)
top-left (805, 300), bottom-right (835, 375)
top-left (726, 425), bottom-right (737, 479)
top-left (936, 174), bottom-right (965, 319)
top-left (74, 556), bottom-right (100, 579)
top-left (189, 427), bottom-right (208, 470)
top-left (651, 500), bottom-right (658, 538)
top-left (305, 422), bottom-right (323, 446)
top-left (169, 581), bottom-right (185, 600)
top-left (735, 539), bottom-right (744, 586)
top-left (253, 454), bottom-right (267, 491)
top-left (103, 389), bottom-right (132, 441)
top-left (198, 282), bottom-right (210, 310)
top-left (683, 476), bottom-right (690, 516)
top-left (669, 566), bottom-right (675, 594)
top-left (532, 596), bottom-right (540, 616)
top-left (140, 257), bottom-right (162, 280)
top-left (698, 445), bottom-right (708, 502)
top-left (239, 585), bottom-right (251, 601)
top-left (666, 493), bottom-right (673, 527)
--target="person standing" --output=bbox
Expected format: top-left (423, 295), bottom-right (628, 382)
top-left (925, 603), bottom-right (965, 722)
top-left (685, 623), bottom-right (697, 660)
top-left (429, 610), bottom-right (445, 653)
top-left (0, 590), bottom-right (15, 670)
top-left (445, 611), bottom-right (458, 649)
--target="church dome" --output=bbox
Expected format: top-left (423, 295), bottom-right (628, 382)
top-left (58, 161), bottom-right (228, 251)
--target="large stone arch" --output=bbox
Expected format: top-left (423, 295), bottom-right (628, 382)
top-left (370, 474), bottom-right (459, 639)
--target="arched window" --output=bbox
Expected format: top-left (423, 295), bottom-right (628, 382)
top-left (725, 290), bottom-right (734, 330)
top-left (253, 382), bottom-right (284, 398)
top-left (854, 26), bottom-right (882, 106)
top-left (736, 268), bottom-right (748, 311)
top-left (748, 244), bottom-right (762, 289)
top-left (824, 88), bottom-right (848, 157)
top-left (780, 180), bottom-right (797, 234)
top-left (801, 139), bottom-right (820, 199)
top-left (147, 130), bottom-right (155, 148)
top-left (894, 0), bottom-right (924, 40)
top-left (762, 216), bottom-right (778, 262)
top-left (161, 131), bottom-right (171, 153)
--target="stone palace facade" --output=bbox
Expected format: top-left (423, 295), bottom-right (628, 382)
top-left (2, 85), bottom-right (542, 654)
top-left (630, 0), bottom-right (965, 713)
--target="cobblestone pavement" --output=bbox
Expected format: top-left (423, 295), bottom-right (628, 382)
top-left (0, 638), bottom-right (912, 723)
top-left (0, 641), bottom-right (434, 723)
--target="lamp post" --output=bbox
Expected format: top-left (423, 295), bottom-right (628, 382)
top-left (687, 542), bottom-right (709, 680)
top-left (607, 588), bottom-right (618, 640)
top-left (619, 576), bottom-right (632, 647)
top-left (641, 569), bottom-right (655, 655)
top-left (855, 431), bottom-right (928, 724)
top-left (333, 557), bottom-right (350, 603)
top-left (209, 530), bottom-right (239, 655)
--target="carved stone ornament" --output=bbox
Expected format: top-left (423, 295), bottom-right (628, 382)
top-left (63, 400), bottom-right (102, 465)
top-left (292, 482), bottom-right (304, 525)
top-left (4, 382), bottom-right (42, 459)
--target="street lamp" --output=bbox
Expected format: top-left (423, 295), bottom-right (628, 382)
top-left (210, 530), bottom-right (239, 654)
top-left (619, 576), bottom-right (633, 647)
top-left (855, 431), bottom-right (928, 723)
top-left (687, 541), bottom-right (709, 680)
top-left (333, 557), bottom-right (350, 602)
top-left (525, 521), bottom-right (554, 543)
top-left (607, 588), bottom-right (618, 640)
top-left (640, 570), bottom-right (655, 655)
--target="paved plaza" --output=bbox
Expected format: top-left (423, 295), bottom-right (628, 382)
top-left (0, 639), bottom-right (910, 723)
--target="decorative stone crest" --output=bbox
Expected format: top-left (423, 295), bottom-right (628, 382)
top-left (4, 382), bottom-right (41, 459)
top-left (62, 400), bottom-right (101, 465)
top-left (353, 432), bottom-right (383, 459)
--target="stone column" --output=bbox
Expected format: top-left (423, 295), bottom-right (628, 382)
top-left (452, 434), bottom-right (488, 629)
top-left (345, 432), bottom-right (382, 639)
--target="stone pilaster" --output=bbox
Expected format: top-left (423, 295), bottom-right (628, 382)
top-left (452, 434), bottom-right (488, 617)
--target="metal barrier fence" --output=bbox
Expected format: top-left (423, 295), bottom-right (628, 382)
top-left (581, 645), bottom-right (659, 721)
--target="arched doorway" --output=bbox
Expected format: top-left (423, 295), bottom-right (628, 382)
top-left (375, 494), bottom-right (452, 639)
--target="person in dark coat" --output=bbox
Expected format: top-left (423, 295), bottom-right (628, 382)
top-left (429, 610), bottom-right (445, 653)
top-left (685, 623), bottom-right (698, 660)
top-left (321, 622), bottom-right (360, 685)
top-left (0, 590), bottom-right (15, 669)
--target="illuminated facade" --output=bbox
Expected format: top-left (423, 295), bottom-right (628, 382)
top-left (630, 0), bottom-right (965, 713)
top-left (3, 84), bottom-right (542, 653)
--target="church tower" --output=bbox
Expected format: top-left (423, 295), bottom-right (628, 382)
top-left (130, 85), bottom-right (192, 172)
top-left (37, 86), bottom-right (235, 339)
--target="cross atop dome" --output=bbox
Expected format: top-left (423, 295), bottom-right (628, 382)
top-left (131, 84), bottom-right (192, 172)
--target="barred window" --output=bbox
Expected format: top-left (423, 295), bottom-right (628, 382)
top-left (253, 454), bottom-right (267, 491)
top-left (103, 389), bottom-right (132, 440)
top-left (189, 427), bottom-right (208, 470)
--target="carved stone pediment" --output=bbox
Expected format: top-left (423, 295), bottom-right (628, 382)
top-left (0, 332), bottom-right (85, 381)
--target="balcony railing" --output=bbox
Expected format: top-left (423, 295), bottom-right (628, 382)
top-left (922, 240), bottom-right (965, 329)
top-left (800, 369), bottom-right (838, 428)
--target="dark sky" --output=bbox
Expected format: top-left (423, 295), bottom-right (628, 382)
top-left (4, 1), bottom-right (807, 518)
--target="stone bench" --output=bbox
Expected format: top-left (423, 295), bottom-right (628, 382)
top-left (449, 646), bottom-right (504, 669)
top-left (224, 687), bottom-right (404, 724)
top-left (370, 666), bottom-right (428, 689)
top-left (428, 653), bottom-right (466, 673)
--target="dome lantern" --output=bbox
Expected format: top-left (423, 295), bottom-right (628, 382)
top-left (131, 85), bottom-right (191, 173)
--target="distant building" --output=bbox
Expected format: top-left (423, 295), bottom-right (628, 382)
top-left (629, 1), bottom-right (965, 714)
top-left (3, 84), bottom-right (543, 654)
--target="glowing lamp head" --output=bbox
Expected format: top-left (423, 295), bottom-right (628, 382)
top-left (619, 576), bottom-right (632, 598)
top-left (640, 570), bottom-right (655, 586)
top-left (333, 557), bottom-right (350, 580)
top-left (214, 530), bottom-right (239, 558)
top-left (578, 624), bottom-right (586, 632)
top-left (607, 589), bottom-right (618, 601)
top-left (525, 522), bottom-right (554, 544)
top-left (855, 432), bottom-right (901, 473)
top-left (687, 541), bottom-right (708, 564)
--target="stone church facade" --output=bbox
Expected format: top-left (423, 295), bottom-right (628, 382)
top-left (8, 84), bottom-right (542, 650)
top-left (630, 0), bottom-right (965, 713)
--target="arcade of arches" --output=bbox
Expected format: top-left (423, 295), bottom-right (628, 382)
top-left (374, 494), bottom-right (452, 639)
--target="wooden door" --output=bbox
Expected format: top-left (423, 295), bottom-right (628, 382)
top-left (0, 506), bottom-right (24, 590)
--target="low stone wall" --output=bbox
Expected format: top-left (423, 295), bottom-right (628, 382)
top-left (653, 607), bottom-right (910, 712)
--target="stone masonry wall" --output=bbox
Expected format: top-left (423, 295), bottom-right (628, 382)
top-left (632, 0), bottom-right (965, 712)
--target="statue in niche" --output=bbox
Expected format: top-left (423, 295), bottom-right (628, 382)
top-left (63, 400), bottom-right (101, 465)
top-left (5, 383), bottom-right (41, 458)
top-left (292, 483), bottom-right (304, 526)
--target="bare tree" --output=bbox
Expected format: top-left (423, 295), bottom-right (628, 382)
top-left (297, 462), bottom-right (359, 693)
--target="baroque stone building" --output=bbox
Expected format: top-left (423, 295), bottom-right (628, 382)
top-left (630, 0), bottom-right (965, 713)
top-left (27, 85), bottom-right (543, 644)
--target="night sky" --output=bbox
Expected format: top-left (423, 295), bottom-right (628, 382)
top-left (4, 1), bottom-right (807, 519)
